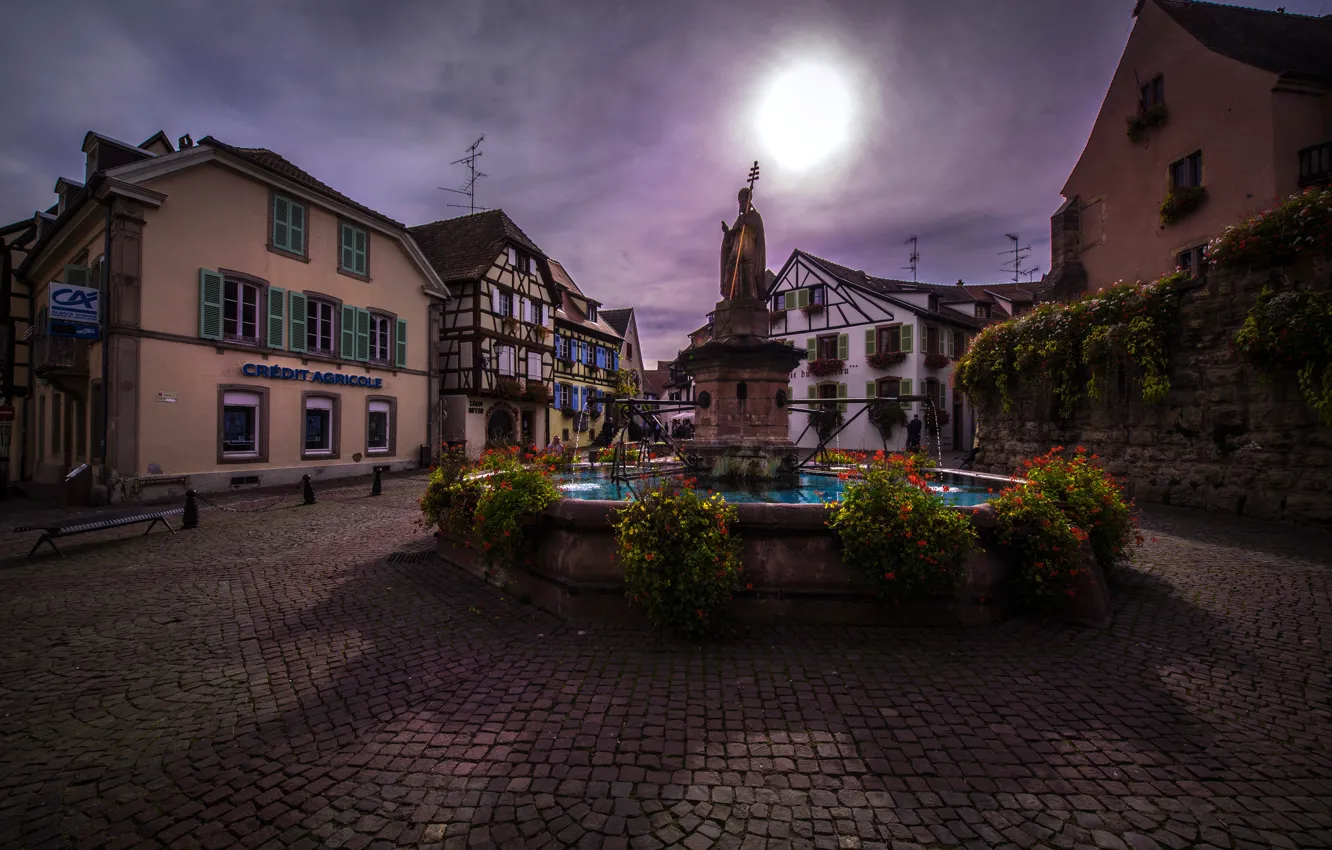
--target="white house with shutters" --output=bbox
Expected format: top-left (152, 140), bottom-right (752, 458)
top-left (767, 250), bottom-right (989, 454)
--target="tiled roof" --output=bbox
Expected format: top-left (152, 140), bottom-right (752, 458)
top-left (199, 136), bottom-right (405, 229)
top-left (546, 258), bottom-right (584, 296)
top-left (409, 210), bottom-right (545, 283)
top-left (548, 260), bottom-right (620, 339)
top-left (599, 308), bottom-right (634, 336)
top-left (1154, 0), bottom-right (1332, 82)
top-left (641, 367), bottom-right (669, 395)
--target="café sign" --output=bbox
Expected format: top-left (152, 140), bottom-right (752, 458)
top-left (241, 363), bottom-right (384, 388)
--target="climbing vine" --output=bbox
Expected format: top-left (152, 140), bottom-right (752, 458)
top-left (1234, 287), bottom-right (1332, 426)
top-left (953, 272), bottom-right (1187, 418)
top-left (1207, 187), bottom-right (1332, 270)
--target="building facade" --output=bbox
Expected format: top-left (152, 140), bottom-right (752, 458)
top-left (411, 211), bottom-right (557, 456)
top-left (548, 260), bottom-right (622, 445)
top-left (600, 307), bottom-right (644, 385)
top-left (12, 131), bottom-right (447, 498)
top-left (1047, 0), bottom-right (1332, 297)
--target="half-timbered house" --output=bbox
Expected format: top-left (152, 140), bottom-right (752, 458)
top-left (768, 250), bottom-right (995, 454)
top-left (410, 211), bottom-right (558, 456)
top-left (548, 260), bottom-right (623, 444)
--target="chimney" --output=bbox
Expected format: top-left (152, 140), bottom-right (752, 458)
top-left (178, 134), bottom-right (194, 149)
top-left (956, 279), bottom-right (964, 286)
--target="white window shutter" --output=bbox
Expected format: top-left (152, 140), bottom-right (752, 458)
top-left (491, 287), bottom-right (500, 315)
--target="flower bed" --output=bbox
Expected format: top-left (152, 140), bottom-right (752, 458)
top-left (1160, 186), bottom-right (1207, 226)
top-left (1207, 187), bottom-right (1332, 270)
top-left (867, 350), bottom-right (907, 369)
top-left (807, 358), bottom-right (844, 377)
top-left (953, 271), bottom-right (1187, 419)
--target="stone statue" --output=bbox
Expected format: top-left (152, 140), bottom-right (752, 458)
top-left (720, 187), bottom-right (766, 301)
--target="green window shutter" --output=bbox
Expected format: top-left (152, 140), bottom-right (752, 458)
top-left (866, 381), bottom-right (876, 399)
top-left (63, 265), bottom-right (91, 288)
top-left (806, 337), bottom-right (816, 361)
top-left (354, 228), bottom-right (367, 275)
top-left (198, 268), bottom-right (224, 340)
top-left (784, 291), bottom-right (794, 310)
top-left (395, 319), bottom-right (407, 368)
top-left (267, 286), bottom-right (285, 349)
top-left (837, 334), bottom-right (849, 360)
top-left (807, 384), bottom-right (816, 399)
top-left (340, 223), bottom-right (355, 271)
top-left (865, 328), bottom-right (876, 355)
top-left (340, 305), bottom-right (357, 358)
top-left (900, 378), bottom-right (913, 409)
top-left (288, 292), bottom-right (307, 353)
top-left (901, 323), bottom-right (913, 353)
top-left (355, 308), bottom-right (371, 361)
top-left (797, 288), bottom-right (810, 308)
top-left (273, 196), bottom-right (290, 251)
top-left (288, 200), bottom-right (305, 254)
top-left (838, 383), bottom-right (847, 412)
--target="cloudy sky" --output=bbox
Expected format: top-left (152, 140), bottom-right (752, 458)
top-left (1, 0), bottom-right (1323, 364)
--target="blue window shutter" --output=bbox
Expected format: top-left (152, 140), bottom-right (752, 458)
top-left (395, 319), bottom-right (407, 368)
top-left (355, 308), bottom-right (370, 361)
top-left (199, 268), bottom-right (223, 340)
top-left (288, 292), bottom-right (307, 353)
top-left (267, 286), bottom-right (285, 349)
top-left (340, 305), bottom-right (357, 358)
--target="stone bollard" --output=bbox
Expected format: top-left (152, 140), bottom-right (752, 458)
top-left (371, 466), bottom-right (383, 497)
top-left (183, 490), bottom-right (199, 529)
top-left (302, 474), bottom-right (316, 505)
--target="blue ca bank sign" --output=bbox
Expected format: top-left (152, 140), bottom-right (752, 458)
top-left (241, 364), bottom-right (384, 388)
top-left (49, 283), bottom-right (101, 324)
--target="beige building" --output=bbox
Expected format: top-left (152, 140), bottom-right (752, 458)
top-left (1047, 0), bottom-right (1332, 296)
top-left (12, 130), bottom-right (447, 499)
top-left (548, 260), bottom-right (623, 445)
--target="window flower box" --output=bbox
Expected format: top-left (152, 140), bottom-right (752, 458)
top-left (801, 303), bottom-right (825, 317)
top-left (808, 358), bottom-right (844, 377)
top-left (522, 382), bottom-right (551, 404)
top-left (1126, 103), bottom-right (1168, 142)
top-left (924, 353), bottom-right (952, 369)
top-left (867, 350), bottom-right (907, 369)
top-left (532, 324), bottom-right (549, 342)
top-left (770, 309), bottom-right (787, 322)
top-left (495, 378), bottom-right (523, 401)
top-left (1160, 186), bottom-right (1206, 225)
top-left (501, 316), bottom-right (520, 336)
top-left (560, 406), bottom-right (576, 418)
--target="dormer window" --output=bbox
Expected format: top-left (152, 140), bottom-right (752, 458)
top-left (586, 304), bottom-right (597, 322)
top-left (975, 303), bottom-right (991, 319)
top-left (507, 246), bottom-right (533, 275)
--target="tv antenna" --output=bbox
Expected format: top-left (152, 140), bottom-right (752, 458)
top-left (1024, 266), bottom-right (1041, 283)
top-left (999, 233), bottom-right (1038, 284)
top-left (902, 235), bottom-right (920, 282)
top-left (438, 135), bottom-right (489, 213)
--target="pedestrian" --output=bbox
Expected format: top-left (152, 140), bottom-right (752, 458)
top-left (545, 435), bottom-right (563, 453)
top-left (906, 413), bottom-right (923, 452)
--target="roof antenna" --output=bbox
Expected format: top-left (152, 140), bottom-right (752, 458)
top-left (438, 135), bottom-right (489, 214)
top-left (998, 233), bottom-right (1038, 284)
top-left (902, 235), bottom-right (920, 283)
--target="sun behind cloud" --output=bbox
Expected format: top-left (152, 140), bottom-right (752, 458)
top-left (755, 61), bottom-right (854, 171)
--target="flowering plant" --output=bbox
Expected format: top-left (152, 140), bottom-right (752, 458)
top-left (418, 448), bottom-right (478, 534)
top-left (807, 358), bottom-right (844, 377)
top-left (521, 382), bottom-right (551, 404)
top-left (502, 315), bottom-right (520, 335)
top-left (495, 378), bottom-right (523, 401)
top-left (801, 303), bottom-right (825, 316)
top-left (953, 271), bottom-right (1186, 418)
top-left (1235, 286), bottom-right (1332, 425)
top-left (866, 350), bottom-right (907, 369)
top-left (924, 407), bottom-right (950, 428)
top-left (1019, 446), bottom-right (1140, 571)
top-left (989, 485), bottom-right (1089, 613)
top-left (923, 352), bottom-right (951, 369)
top-left (818, 448), bottom-right (868, 466)
top-left (1208, 187), bottom-right (1332, 269)
top-left (595, 445), bottom-right (641, 464)
top-left (826, 453), bottom-right (978, 602)
top-left (612, 477), bottom-right (742, 638)
top-left (1159, 186), bottom-right (1207, 226)
top-left (770, 309), bottom-right (787, 322)
top-left (1125, 103), bottom-right (1168, 142)
top-left (559, 406), bottom-right (576, 418)
top-left (472, 461), bottom-right (562, 569)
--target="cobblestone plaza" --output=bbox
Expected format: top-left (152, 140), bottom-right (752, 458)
top-left (1, 475), bottom-right (1329, 849)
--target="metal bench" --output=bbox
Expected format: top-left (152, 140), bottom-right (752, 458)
top-left (14, 507), bottom-right (185, 559)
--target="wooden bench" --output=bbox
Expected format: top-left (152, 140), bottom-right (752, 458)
top-left (14, 508), bottom-right (184, 559)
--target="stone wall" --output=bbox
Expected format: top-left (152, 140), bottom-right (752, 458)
top-left (974, 258), bottom-right (1332, 526)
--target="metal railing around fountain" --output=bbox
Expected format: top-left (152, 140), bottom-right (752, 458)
top-left (785, 393), bottom-right (945, 470)
top-left (600, 397), bottom-right (697, 497)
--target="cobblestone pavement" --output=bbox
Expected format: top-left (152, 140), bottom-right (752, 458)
top-left (1, 476), bottom-right (1330, 850)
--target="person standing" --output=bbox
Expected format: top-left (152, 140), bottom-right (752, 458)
top-left (906, 414), bottom-right (923, 452)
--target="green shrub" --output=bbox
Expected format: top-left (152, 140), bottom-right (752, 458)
top-left (1234, 286), bottom-right (1332, 425)
top-left (1019, 446), bottom-right (1139, 570)
top-left (825, 454), bottom-right (978, 601)
top-left (989, 485), bottom-right (1089, 613)
top-left (612, 477), bottom-right (742, 638)
top-left (473, 466), bottom-right (562, 568)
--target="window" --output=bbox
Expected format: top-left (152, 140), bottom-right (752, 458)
top-left (626, 342), bottom-right (633, 359)
top-left (307, 299), bottom-right (336, 354)
top-left (224, 277), bottom-right (262, 342)
top-left (816, 335), bottom-right (839, 360)
top-left (367, 398), bottom-right (393, 454)
top-left (1139, 74), bottom-right (1165, 110)
top-left (810, 286), bottom-right (825, 306)
top-left (221, 388), bottom-right (265, 462)
top-left (303, 395), bottom-right (336, 457)
top-left (340, 222), bottom-right (368, 277)
top-left (975, 303), bottom-right (991, 319)
top-left (507, 247), bottom-right (533, 274)
top-left (587, 304), bottom-right (597, 322)
top-left (271, 194), bottom-right (306, 257)
top-left (491, 288), bottom-right (513, 318)
top-left (1170, 151), bottom-right (1203, 190)
top-left (876, 377), bottom-right (901, 399)
top-left (876, 326), bottom-right (900, 353)
top-left (370, 314), bottom-right (392, 361)
top-left (1177, 245), bottom-right (1208, 276)
top-left (527, 351), bottom-right (542, 380)
top-left (950, 331), bottom-right (963, 359)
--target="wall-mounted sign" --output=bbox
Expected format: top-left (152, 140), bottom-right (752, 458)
top-left (47, 321), bottom-right (100, 341)
top-left (49, 283), bottom-right (100, 325)
top-left (468, 401), bottom-right (484, 414)
top-left (241, 363), bottom-right (384, 388)
top-left (156, 392), bottom-right (178, 403)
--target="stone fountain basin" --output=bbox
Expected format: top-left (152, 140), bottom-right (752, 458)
top-left (436, 496), bottom-right (1111, 629)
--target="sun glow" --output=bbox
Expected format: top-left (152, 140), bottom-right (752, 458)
top-left (756, 62), bottom-right (854, 170)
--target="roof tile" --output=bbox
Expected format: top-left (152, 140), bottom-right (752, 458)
top-left (409, 210), bottom-right (545, 283)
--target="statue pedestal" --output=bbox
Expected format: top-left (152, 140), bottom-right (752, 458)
top-left (677, 299), bottom-right (806, 480)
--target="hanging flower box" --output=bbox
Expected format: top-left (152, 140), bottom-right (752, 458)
top-left (770, 309), bottom-right (787, 322)
top-left (495, 378), bottom-right (523, 401)
top-left (560, 406), bottom-right (576, 418)
top-left (501, 316), bottom-right (520, 335)
top-left (924, 353), bottom-right (952, 369)
top-left (867, 350), bottom-right (907, 369)
top-left (1125, 103), bottom-right (1168, 142)
top-left (801, 303), bottom-right (825, 317)
top-left (808, 358), bottom-right (844, 377)
top-left (1159, 186), bottom-right (1207, 226)
top-left (521, 382), bottom-right (551, 404)
top-left (532, 324), bottom-right (549, 342)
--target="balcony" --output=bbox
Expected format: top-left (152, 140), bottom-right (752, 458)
top-left (1298, 142), bottom-right (1332, 187)
top-left (32, 331), bottom-right (90, 375)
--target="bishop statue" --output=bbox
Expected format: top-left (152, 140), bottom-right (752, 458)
top-left (720, 185), bottom-right (766, 302)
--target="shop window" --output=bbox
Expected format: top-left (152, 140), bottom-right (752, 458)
top-left (303, 395), bottom-right (338, 458)
top-left (367, 398), bottom-right (394, 455)
top-left (220, 388), bottom-right (266, 463)
top-left (307, 299), bottom-right (337, 354)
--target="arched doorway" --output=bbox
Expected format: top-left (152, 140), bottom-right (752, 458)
top-left (486, 408), bottom-right (516, 444)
